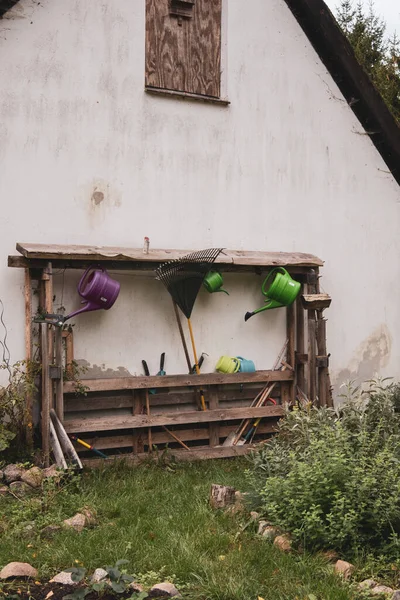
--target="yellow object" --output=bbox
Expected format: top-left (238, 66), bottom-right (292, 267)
top-left (216, 355), bottom-right (240, 374)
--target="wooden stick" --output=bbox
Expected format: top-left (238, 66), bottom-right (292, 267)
top-left (162, 426), bottom-right (191, 450)
top-left (307, 275), bottom-right (317, 404)
top-left (145, 389), bottom-right (152, 452)
top-left (296, 291), bottom-right (306, 393)
top-left (40, 324), bottom-right (50, 467)
top-left (187, 317), bottom-right (206, 411)
top-left (44, 262), bottom-right (54, 369)
top-left (172, 301), bottom-right (192, 372)
top-left (54, 326), bottom-right (64, 421)
top-left (24, 268), bottom-right (33, 449)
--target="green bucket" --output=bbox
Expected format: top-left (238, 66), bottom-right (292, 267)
top-left (245, 267), bottom-right (301, 321)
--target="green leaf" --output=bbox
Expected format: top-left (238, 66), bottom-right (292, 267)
top-left (92, 582), bottom-right (106, 592)
top-left (106, 566), bottom-right (121, 581)
top-left (64, 567), bottom-right (86, 583)
top-left (116, 559), bottom-right (129, 567)
top-left (63, 589), bottom-right (90, 600)
top-left (121, 574), bottom-right (135, 583)
top-left (111, 580), bottom-right (126, 594)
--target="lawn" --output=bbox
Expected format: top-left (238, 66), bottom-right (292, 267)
top-left (0, 457), bottom-right (354, 600)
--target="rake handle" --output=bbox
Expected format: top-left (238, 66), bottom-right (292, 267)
top-left (187, 318), bottom-right (206, 411)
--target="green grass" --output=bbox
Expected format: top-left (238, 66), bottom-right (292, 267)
top-left (0, 457), bottom-right (354, 600)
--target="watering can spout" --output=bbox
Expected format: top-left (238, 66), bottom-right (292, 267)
top-left (244, 299), bottom-right (284, 321)
top-left (244, 311), bottom-right (254, 321)
top-left (64, 301), bottom-right (103, 322)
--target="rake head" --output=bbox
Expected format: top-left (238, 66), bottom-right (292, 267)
top-left (155, 248), bottom-right (224, 318)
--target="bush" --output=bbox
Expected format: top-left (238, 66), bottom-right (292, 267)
top-left (246, 379), bottom-right (400, 559)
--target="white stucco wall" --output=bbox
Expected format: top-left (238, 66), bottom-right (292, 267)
top-left (0, 0), bottom-right (399, 392)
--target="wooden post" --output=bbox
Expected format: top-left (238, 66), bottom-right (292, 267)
top-left (132, 390), bottom-right (144, 454)
top-left (24, 268), bottom-right (33, 449)
top-left (40, 324), bottom-right (50, 467)
top-left (62, 329), bottom-right (74, 378)
top-left (43, 262), bottom-right (54, 364)
top-left (295, 290), bottom-right (306, 395)
top-left (54, 326), bottom-right (64, 421)
top-left (316, 274), bottom-right (331, 407)
top-left (208, 386), bottom-right (220, 447)
top-left (307, 272), bottom-right (317, 405)
top-left (286, 302), bottom-right (296, 405)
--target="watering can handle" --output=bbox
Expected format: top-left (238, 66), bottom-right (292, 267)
top-left (261, 267), bottom-right (288, 296)
top-left (77, 266), bottom-right (104, 297)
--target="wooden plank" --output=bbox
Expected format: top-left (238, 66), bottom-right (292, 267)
top-left (145, 0), bottom-right (222, 97)
top-left (145, 86), bottom-right (230, 105)
top-left (82, 444), bottom-right (261, 467)
top-left (40, 324), bottom-right (51, 467)
top-left (286, 302), bottom-right (296, 405)
top-left (54, 326), bottom-right (64, 421)
top-left (208, 387), bottom-right (219, 447)
top-left (296, 293), bottom-right (306, 394)
top-left (62, 329), bottom-right (74, 378)
top-left (74, 421), bottom-right (279, 451)
top-left (15, 244), bottom-right (324, 268)
top-left (63, 369), bottom-right (293, 394)
top-left (64, 405), bottom-right (285, 433)
top-left (24, 268), bottom-right (33, 449)
top-left (307, 277), bottom-right (317, 404)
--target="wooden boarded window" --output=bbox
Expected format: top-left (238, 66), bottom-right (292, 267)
top-left (145, 0), bottom-right (222, 99)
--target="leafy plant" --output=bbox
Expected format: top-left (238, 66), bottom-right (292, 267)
top-left (63, 561), bottom-right (143, 599)
top-left (246, 378), bottom-right (400, 560)
top-left (0, 359), bottom-right (40, 457)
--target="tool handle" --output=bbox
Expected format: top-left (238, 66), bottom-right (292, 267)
top-left (160, 352), bottom-right (165, 371)
top-left (142, 360), bottom-right (150, 377)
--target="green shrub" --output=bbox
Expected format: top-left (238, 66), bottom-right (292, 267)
top-left (246, 379), bottom-right (400, 559)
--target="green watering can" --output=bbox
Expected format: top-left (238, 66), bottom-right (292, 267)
top-left (245, 267), bottom-right (301, 321)
top-left (203, 271), bottom-right (229, 295)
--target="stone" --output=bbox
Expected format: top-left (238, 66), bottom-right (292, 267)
top-left (257, 520), bottom-right (269, 535)
top-left (9, 481), bottom-right (33, 496)
top-left (22, 523), bottom-right (36, 539)
top-left (3, 464), bottom-right (25, 484)
top-left (250, 511), bottom-right (260, 520)
top-left (0, 562), bottom-right (38, 579)
top-left (273, 534), bottom-right (292, 552)
top-left (40, 525), bottom-right (62, 539)
top-left (358, 579), bottom-right (377, 590)
top-left (49, 571), bottom-right (78, 585)
top-left (21, 467), bottom-right (44, 488)
top-left (149, 582), bottom-right (181, 597)
top-left (0, 486), bottom-right (9, 496)
top-left (262, 526), bottom-right (280, 541)
top-left (130, 581), bottom-right (144, 593)
top-left (63, 513), bottom-right (86, 532)
top-left (334, 560), bottom-right (355, 580)
top-left (391, 591), bottom-right (400, 600)
top-left (91, 568), bottom-right (108, 583)
top-left (370, 586), bottom-right (394, 595)
top-left (42, 464), bottom-right (60, 479)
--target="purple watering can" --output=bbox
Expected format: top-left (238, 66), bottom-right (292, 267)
top-left (64, 266), bottom-right (120, 322)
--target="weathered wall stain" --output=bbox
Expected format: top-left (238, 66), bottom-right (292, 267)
top-left (91, 190), bottom-right (104, 205)
top-left (75, 359), bottom-right (132, 379)
top-left (332, 324), bottom-right (392, 394)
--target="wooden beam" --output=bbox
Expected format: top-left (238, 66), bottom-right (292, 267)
top-left (64, 404), bottom-right (285, 433)
top-left (82, 443), bottom-right (262, 467)
top-left (63, 369), bottom-right (293, 394)
top-left (73, 421), bottom-right (279, 451)
top-left (15, 243), bottom-right (324, 268)
top-left (40, 325), bottom-right (51, 467)
top-left (24, 269), bottom-right (33, 449)
top-left (54, 327), bottom-right (64, 421)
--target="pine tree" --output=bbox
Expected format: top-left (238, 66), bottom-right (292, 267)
top-left (336, 0), bottom-right (400, 123)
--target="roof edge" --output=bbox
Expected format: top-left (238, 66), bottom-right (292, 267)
top-left (0, 0), bottom-right (19, 17)
top-left (283, 0), bottom-right (400, 186)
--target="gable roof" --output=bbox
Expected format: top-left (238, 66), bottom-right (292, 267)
top-left (284, 0), bottom-right (400, 186)
top-left (1, 0), bottom-right (399, 186)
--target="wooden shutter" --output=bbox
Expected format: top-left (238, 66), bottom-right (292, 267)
top-left (145, 0), bottom-right (222, 99)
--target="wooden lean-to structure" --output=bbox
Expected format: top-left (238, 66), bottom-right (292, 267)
top-left (9, 243), bottom-right (332, 466)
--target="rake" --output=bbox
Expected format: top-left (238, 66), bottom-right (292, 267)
top-left (156, 248), bottom-right (224, 411)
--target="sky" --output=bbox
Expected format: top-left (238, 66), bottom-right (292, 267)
top-left (325, 0), bottom-right (400, 37)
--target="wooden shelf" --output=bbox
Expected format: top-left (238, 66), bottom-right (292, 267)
top-left (63, 369), bottom-right (293, 394)
top-left (64, 405), bottom-right (284, 433)
top-left (11, 243), bottom-right (323, 272)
